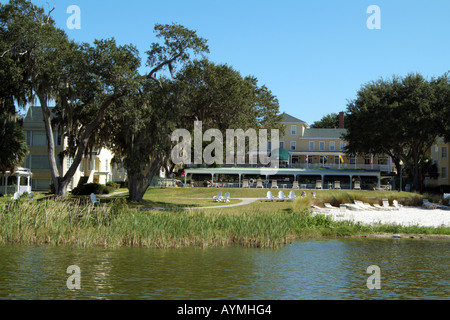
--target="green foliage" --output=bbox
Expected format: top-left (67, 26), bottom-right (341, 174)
top-left (310, 113), bottom-right (340, 128)
top-left (0, 117), bottom-right (28, 172)
top-left (71, 183), bottom-right (114, 195)
top-left (343, 73), bottom-right (450, 192)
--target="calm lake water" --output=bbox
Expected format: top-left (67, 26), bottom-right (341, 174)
top-left (0, 239), bottom-right (448, 300)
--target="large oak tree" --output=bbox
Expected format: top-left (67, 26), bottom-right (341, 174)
top-left (343, 73), bottom-right (450, 192)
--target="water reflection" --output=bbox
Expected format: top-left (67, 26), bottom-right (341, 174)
top-left (0, 239), bottom-right (448, 300)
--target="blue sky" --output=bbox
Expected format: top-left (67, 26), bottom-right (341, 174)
top-left (6, 0), bottom-right (450, 125)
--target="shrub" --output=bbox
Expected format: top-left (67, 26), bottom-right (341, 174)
top-left (72, 183), bottom-right (105, 195)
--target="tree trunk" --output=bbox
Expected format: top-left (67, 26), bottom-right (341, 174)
top-left (128, 172), bottom-right (151, 202)
top-left (127, 158), bottom-right (162, 202)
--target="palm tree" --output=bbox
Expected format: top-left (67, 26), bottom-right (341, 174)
top-left (0, 117), bottom-right (28, 173)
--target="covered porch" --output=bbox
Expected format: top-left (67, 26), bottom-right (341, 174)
top-left (183, 167), bottom-right (381, 190)
top-left (0, 167), bottom-right (33, 196)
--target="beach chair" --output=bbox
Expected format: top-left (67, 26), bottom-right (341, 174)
top-left (334, 181), bottom-right (341, 190)
top-left (382, 199), bottom-right (396, 210)
top-left (277, 191), bottom-right (286, 201)
top-left (392, 200), bottom-right (402, 210)
top-left (90, 193), bottom-right (100, 205)
top-left (324, 203), bottom-right (338, 210)
top-left (271, 180), bottom-right (279, 189)
top-left (288, 191), bottom-right (296, 201)
top-left (292, 181), bottom-right (299, 189)
top-left (213, 191), bottom-right (222, 202)
top-left (266, 191), bottom-right (274, 202)
top-left (353, 181), bottom-right (361, 190)
top-left (256, 179), bottom-right (264, 188)
top-left (242, 179), bottom-right (249, 188)
top-left (423, 199), bottom-right (439, 209)
top-left (315, 180), bottom-right (323, 189)
top-left (221, 192), bottom-right (231, 203)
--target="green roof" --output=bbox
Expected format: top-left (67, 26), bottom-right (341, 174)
top-left (23, 107), bottom-right (57, 122)
top-left (281, 113), bottom-right (306, 124)
top-left (302, 128), bottom-right (347, 139)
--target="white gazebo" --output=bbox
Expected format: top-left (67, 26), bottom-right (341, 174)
top-left (0, 167), bottom-right (33, 196)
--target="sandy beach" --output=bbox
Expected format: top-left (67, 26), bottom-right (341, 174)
top-left (314, 206), bottom-right (450, 228)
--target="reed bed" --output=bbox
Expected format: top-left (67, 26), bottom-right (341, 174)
top-left (1, 195), bottom-right (447, 249)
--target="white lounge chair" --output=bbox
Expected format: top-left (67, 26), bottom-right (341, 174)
top-left (393, 200), bottom-right (402, 210)
top-left (354, 200), bottom-right (376, 210)
top-left (382, 199), bottom-right (396, 210)
top-left (277, 191), bottom-right (286, 201)
top-left (242, 179), bottom-right (249, 188)
top-left (292, 181), bottom-right (299, 189)
top-left (344, 203), bottom-right (362, 211)
top-left (288, 191), bottom-right (296, 201)
top-left (221, 192), bottom-right (231, 203)
top-left (423, 199), bottom-right (439, 209)
top-left (334, 181), bottom-right (341, 190)
top-left (353, 181), bottom-right (361, 190)
top-left (271, 180), bottom-right (279, 189)
top-left (324, 203), bottom-right (339, 210)
top-left (90, 193), bottom-right (100, 204)
top-left (266, 191), bottom-right (274, 202)
top-left (213, 191), bottom-right (222, 202)
top-left (315, 180), bottom-right (323, 190)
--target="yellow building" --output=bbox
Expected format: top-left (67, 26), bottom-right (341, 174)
top-left (278, 113), bottom-right (393, 173)
top-left (426, 137), bottom-right (450, 187)
top-left (22, 107), bottom-right (126, 191)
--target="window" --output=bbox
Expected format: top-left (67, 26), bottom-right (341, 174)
top-left (442, 167), bottom-right (447, 179)
top-left (319, 141), bottom-right (325, 151)
top-left (267, 141), bottom-right (272, 152)
top-left (340, 141), bottom-right (346, 152)
top-left (291, 125), bottom-right (297, 135)
top-left (334, 156), bottom-right (340, 164)
top-left (280, 141), bottom-right (284, 149)
top-left (442, 147), bottom-right (447, 159)
top-left (329, 141), bottom-right (335, 151)
top-left (29, 155), bottom-right (50, 170)
top-left (309, 141), bottom-right (315, 151)
top-left (350, 157), bottom-right (357, 165)
top-left (32, 131), bottom-right (47, 146)
top-left (290, 141), bottom-right (296, 151)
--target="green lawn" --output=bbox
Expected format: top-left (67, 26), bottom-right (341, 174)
top-left (93, 187), bottom-right (428, 213)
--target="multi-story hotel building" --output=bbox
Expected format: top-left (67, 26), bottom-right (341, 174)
top-left (21, 107), bottom-right (126, 191)
top-left (276, 112), bottom-right (393, 173)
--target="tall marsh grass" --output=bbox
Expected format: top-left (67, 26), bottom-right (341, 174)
top-left (1, 196), bottom-right (447, 249)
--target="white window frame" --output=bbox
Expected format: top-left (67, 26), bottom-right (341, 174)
top-left (291, 125), bottom-right (297, 135)
top-left (290, 141), bottom-right (296, 151)
top-left (329, 141), bottom-right (335, 151)
top-left (319, 141), bottom-right (325, 151)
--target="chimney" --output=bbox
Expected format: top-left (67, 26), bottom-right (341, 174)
top-left (339, 112), bottom-right (345, 129)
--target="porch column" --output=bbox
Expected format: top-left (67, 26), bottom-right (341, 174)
top-left (238, 174), bottom-right (241, 188)
top-left (27, 175), bottom-right (31, 193)
top-left (349, 175), bottom-right (353, 190)
top-left (16, 174), bottom-right (20, 194)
